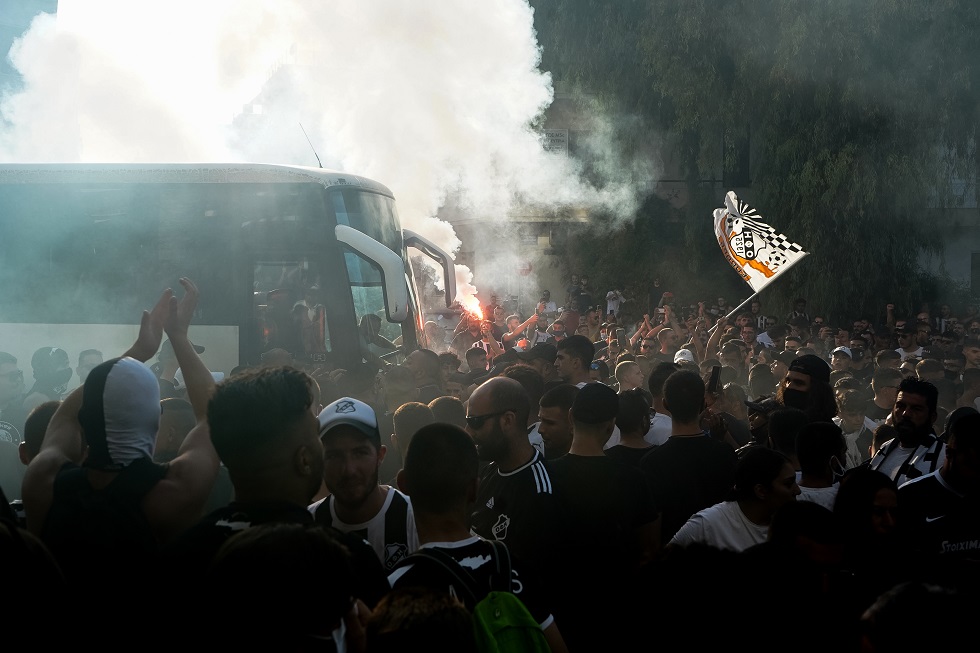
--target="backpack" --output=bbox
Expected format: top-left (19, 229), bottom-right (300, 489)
top-left (396, 539), bottom-right (551, 653)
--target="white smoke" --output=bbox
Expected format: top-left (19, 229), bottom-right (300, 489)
top-left (0, 1), bottom-right (646, 312)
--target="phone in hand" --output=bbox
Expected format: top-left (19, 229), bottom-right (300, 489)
top-left (707, 365), bottom-right (722, 395)
top-left (616, 327), bottom-right (626, 343)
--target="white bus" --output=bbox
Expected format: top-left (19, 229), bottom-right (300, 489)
top-left (0, 163), bottom-right (456, 380)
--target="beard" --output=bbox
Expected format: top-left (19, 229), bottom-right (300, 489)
top-left (475, 421), bottom-right (508, 462)
top-left (894, 417), bottom-right (932, 445)
top-left (329, 466), bottom-right (380, 510)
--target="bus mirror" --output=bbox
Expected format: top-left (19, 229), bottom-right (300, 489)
top-left (335, 224), bottom-right (410, 322)
top-left (404, 230), bottom-right (457, 308)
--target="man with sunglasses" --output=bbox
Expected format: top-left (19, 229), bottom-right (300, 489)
top-left (0, 352), bottom-right (27, 446)
top-left (467, 377), bottom-right (560, 579)
top-left (895, 325), bottom-right (924, 361)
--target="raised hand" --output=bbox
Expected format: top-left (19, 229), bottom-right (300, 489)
top-left (127, 287), bottom-right (175, 362)
top-left (165, 277), bottom-right (200, 340)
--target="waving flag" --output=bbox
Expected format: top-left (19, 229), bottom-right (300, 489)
top-left (713, 191), bottom-right (808, 293)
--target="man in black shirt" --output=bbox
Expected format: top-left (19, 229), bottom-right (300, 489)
top-left (467, 377), bottom-right (560, 576)
top-left (548, 383), bottom-right (658, 650)
top-left (161, 367), bottom-right (388, 647)
top-left (389, 423), bottom-right (567, 652)
top-left (899, 411), bottom-right (980, 582)
top-left (639, 370), bottom-right (738, 542)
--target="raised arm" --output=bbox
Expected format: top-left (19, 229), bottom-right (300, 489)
top-left (503, 314), bottom-right (538, 343)
top-left (25, 287), bottom-right (175, 535)
top-left (705, 316), bottom-right (728, 358)
top-left (164, 278), bottom-right (213, 423)
top-left (143, 279), bottom-right (221, 541)
top-left (689, 317), bottom-right (707, 362)
top-left (630, 314), bottom-right (651, 347)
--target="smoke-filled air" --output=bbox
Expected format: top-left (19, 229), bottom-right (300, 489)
top-left (0, 0), bottom-right (648, 311)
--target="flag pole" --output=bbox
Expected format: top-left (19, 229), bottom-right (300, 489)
top-left (706, 253), bottom-right (809, 335)
top-left (707, 292), bottom-right (760, 335)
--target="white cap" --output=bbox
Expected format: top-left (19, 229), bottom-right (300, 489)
top-left (674, 349), bottom-right (696, 364)
top-left (831, 346), bottom-right (852, 359)
top-left (317, 397), bottom-right (381, 444)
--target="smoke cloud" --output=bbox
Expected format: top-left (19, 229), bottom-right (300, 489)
top-left (1, 1), bottom-right (648, 311)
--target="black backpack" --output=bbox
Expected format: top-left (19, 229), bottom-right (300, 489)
top-left (394, 540), bottom-right (550, 653)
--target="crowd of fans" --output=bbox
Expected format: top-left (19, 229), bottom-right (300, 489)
top-left (1, 274), bottom-right (978, 651)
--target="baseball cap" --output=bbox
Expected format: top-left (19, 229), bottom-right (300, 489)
top-left (788, 354), bottom-right (831, 384)
top-left (571, 382), bottom-right (619, 424)
top-left (745, 397), bottom-right (780, 416)
top-left (317, 397), bottom-right (381, 445)
top-left (673, 349), bottom-right (696, 364)
top-left (515, 343), bottom-right (558, 363)
top-left (830, 346), bottom-right (852, 359)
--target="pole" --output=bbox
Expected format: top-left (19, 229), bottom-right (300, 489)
top-left (707, 292), bottom-right (760, 335)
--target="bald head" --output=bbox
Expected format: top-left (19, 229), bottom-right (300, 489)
top-left (470, 377), bottom-right (530, 425)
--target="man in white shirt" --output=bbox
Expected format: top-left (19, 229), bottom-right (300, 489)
top-left (668, 446), bottom-right (800, 552)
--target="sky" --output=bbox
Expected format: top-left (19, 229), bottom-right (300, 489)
top-left (0, 1), bottom-right (647, 309)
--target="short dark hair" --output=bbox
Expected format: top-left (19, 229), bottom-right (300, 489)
top-left (393, 402), bottom-right (435, 457)
top-left (948, 412), bottom-right (980, 455)
top-left (208, 366), bottom-right (314, 470)
top-left (662, 370), bottom-right (705, 423)
top-left (402, 423), bottom-right (478, 514)
top-left (366, 587), bottom-right (477, 653)
top-left (648, 362), bottom-right (679, 399)
top-left (539, 384), bottom-right (579, 412)
top-left (411, 349), bottom-right (442, 380)
top-left (0, 352), bottom-right (15, 367)
top-left (617, 389), bottom-right (651, 434)
top-left (871, 367), bottom-right (903, 392)
top-left (78, 349), bottom-right (103, 364)
top-left (556, 335), bottom-right (595, 368)
top-left (734, 447), bottom-right (791, 501)
top-left (897, 376), bottom-right (938, 415)
top-left (464, 348), bottom-right (487, 362)
top-left (428, 396), bottom-right (466, 429)
top-left (768, 407), bottom-right (807, 456)
top-left (502, 364), bottom-right (544, 410)
top-left (796, 422), bottom-right (845, 475)
top-left (875, 349), bottom-right (902, 364)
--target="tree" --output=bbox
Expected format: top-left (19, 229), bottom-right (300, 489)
top-left (531, 0), bottom-right (980, 321)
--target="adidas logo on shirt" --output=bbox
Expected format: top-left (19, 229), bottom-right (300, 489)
top-left (486, 497), bottom-right (494, 509)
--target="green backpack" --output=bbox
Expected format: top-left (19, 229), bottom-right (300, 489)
top-left (399, 540), bottom-right (551, 653)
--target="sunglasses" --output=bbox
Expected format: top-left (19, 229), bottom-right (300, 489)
top-left (465, 409), bottom-right (514, 429)
top-left (0, 370), bottom-right (23, 382)
top-left (640, 344), bottom-right (654, 349)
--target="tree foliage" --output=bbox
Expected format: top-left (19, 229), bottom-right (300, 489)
top-left (531, 0), bottom-right (980, 320)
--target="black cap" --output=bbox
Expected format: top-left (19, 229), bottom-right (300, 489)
top-left (745, 397), bottom-right (780, 416)
top-left (788, 354), bottom-right (831, 384)
top-left (515, 343), bottom-right (557, 363)
top-left (571, 382), bottom-right (619, 424)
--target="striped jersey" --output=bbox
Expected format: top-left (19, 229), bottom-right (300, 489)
top-left (311, 486), bottom-right (419, 571)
